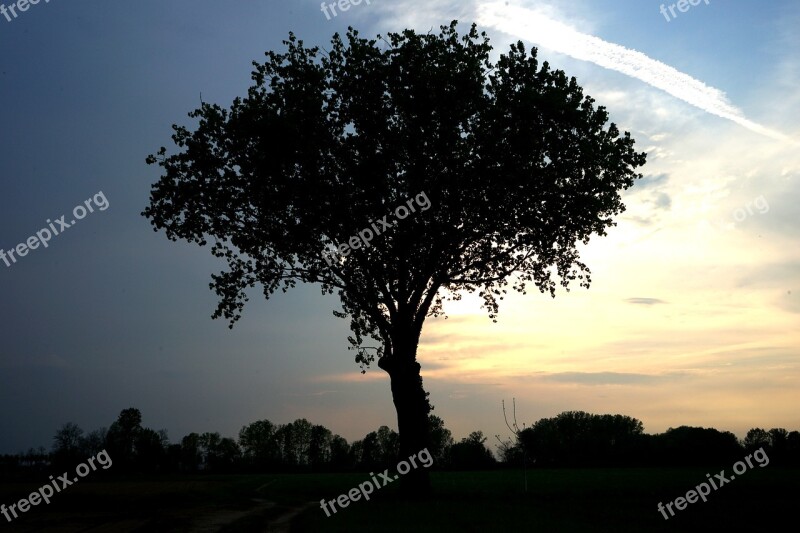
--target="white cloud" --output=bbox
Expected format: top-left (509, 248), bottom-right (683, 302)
top-left (476, 1), bottom-right (794, 143)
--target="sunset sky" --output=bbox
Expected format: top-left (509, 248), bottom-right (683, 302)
top-left (1, 0), bottom-right (798, 454)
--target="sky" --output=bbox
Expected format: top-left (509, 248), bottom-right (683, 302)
top-left (0, 0), bottom-right (798, 455)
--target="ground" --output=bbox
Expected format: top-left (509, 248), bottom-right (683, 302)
top-left (0, 468), bottom-right (796, 531)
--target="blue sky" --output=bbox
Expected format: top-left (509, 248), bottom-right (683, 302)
top-left (1, 0), bottom-right (798, 454)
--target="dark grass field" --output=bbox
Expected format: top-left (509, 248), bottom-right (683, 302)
top-left (1, 467), bottom-right (797, 531)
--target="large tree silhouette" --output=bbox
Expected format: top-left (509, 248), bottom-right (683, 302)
top-left (143, 21), bottom-right (646, 493)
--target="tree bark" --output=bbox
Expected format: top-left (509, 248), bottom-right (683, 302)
top-left (379, 344), bottom-right (432, 497)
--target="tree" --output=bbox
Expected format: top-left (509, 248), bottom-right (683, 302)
top-left (21, 447), bottom-right (48, 472)
top-left (329, 434), bottom-right (351, 470)
top-left (428, 415), bottom-right (454, 465)
top-left (768, 427), bottom-right (788, 460)
top-left (349, 439), bottom-right (364, 470)
top-left (360, 431), bottom-right (382, 470)
top-left (239, 419), bottom-right (279, 469)
top-left (376, 425), bottom-right (400, 467)
top-left (309, 424), bottom-right (333, 470)
top-left (520, 411), bottom-right (648, 467)
top-left (198, 432), bottom-right (222, 469)
top-left (144, 21), bottom-right (646, 493)
top-left (106, 408), bottom-right (143, 470)
top-left (53, 422), bottom-right (83, 453)
top-left (653, 426), bottom-right (742, 467)
top-left (275, 419), bottom-right (313, 468)
top-left (200, 435), bottom-right (241, 472)
top-left (52, 422), bottom-right (84, 467)
top-left (496, 398), bottom-right (529, 490)
top-left (180, 433), bottom-right (202, 471)
top-left (135, 428), bottom-right (166, 472)
top-left (81, 428), bottom-right (108, 458)
top-left (743, 428), bottom-right (771, 453)
top-left (787, 431), bottom-right (800, 465)
top-left (450, 431), bottom-right (495, 469)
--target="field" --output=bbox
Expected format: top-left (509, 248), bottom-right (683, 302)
top-left (0, 468), bottom-right (796, 532)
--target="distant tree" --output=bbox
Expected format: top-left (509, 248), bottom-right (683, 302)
top-left (0, 454), bottom-right (21, 476)
top-left (158, 429), bottom-right (170, 447)
top-left (360, 431), bottom-right (382, 470)
top-left (376, 425), bottom-right (400, 466)
top-left (212, 437), bottom-right (242, 471)
top-left (276, 419), bottom-right (313, 468)
top-left (239, 419), bottom-right (279, 469)
top-left (106, 408), bottom-right (143, 469)
top-left (180, 433), bottom-right (202, 472)
top-left (144, 20), bottom-right (646, 494)
top-left (521, 418), bottom-right (559, 467)
top-left (588, 413), bottom-right (645, 465)
top-left (80, 428), bottom-right (108, 457)
top-left (653, 426), bottom-right (741, 467)
top-left (359, 425), bottom-right (400, 470)
top-left (135, 428), bottom-right (166, 472)
top-left (52, 422), bottom-right (84, 454)
top-left (428, 415), bottom-right (454, 465)
top-left (329, 434), bottom-right (351, 470)
top-left (164, 443), bottom-right (183, 472)
top-left (768, 428), bottom-right (788, 450)
top-left (118, 408), bottom-right (143, 434)
top-left (102, 408), bottom-right (170, 472)
top-left (309, 424), bottom-right (333, 470)
top-left (21, 447), bottom-right (49, 472)
top-left (450, 431), bottom-right (495, 469)
top-left (52, 423), bottom-right (84, 466)
top-left (787, 431), bottom-right (800, 465)
top-left (187, 432), bottom-right (240, 471)
top-left (349, 439), bottom-right (364, 469)
top-left (495, 399), bottom-right (530, 491)
top-left (761, 428), bottom-right (788, 464)
top-left (522, 411), bottom-right (651, 467)
top-left (197, 432), bottom-right (241, 472)
top-left (495, 436), bottom-right (523, 464)
top-left (199, 432), bottom-right (221, 454)
top-left (743, 428), bottom-right (771, 453)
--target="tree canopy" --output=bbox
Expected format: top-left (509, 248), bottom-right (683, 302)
top-left (144, 20), bottom-right (645, 361)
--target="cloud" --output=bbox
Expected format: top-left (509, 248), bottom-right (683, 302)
top-left (285, 390), bottom-right (340, 397)
top-left (653, 192), bottom-right (671, 210)
top-left (476, 2), bottom-right (794, 143)
top-left (776, 291), bottom-right (800, 314)
top-left (625, 298), bottom-right (666, 305)
top-left (541, 371), bottom-right (686, 385)
top-left (735, 262), bottom-right (800, 289)
top-left (311, 371), bottom-right (388, 383)
top-left (635, 173), bottom-right (670, 190)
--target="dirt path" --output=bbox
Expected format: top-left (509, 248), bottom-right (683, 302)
top-left (186, 495), bottom-right (316, 532)
top-left (260, 501), bottom-right (317, 533)
top-left (187, 499), bottom-right (276, 532)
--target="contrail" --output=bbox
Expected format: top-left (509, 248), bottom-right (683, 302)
top-left (476, 2), bottom-right (791, 142)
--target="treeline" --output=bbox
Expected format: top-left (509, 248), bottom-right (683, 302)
top-left (2, 409), bottom-right (798, 476)
top-left (498, 411), bottom-right (800, 468)
top-left (0, 408), bottom-right (491, 476)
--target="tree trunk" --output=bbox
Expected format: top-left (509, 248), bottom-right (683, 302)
top-left (379, 346), bottom-right (432, 498)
